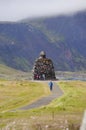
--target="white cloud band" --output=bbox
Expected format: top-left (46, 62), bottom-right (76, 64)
top-left (0, 0), bottom-right (86, 21)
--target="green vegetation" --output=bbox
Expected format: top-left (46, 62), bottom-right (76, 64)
top-left (0, 80), bottom-right (86, 115)
top-left (0, 80), bottom-right (86, 129)
top-left (0, 64), bottom-right (32, 80)
top-left (47, 81), bottom-right (86, 112)
top-left (0, 80), bottom-right (50, 113)
top-left (30, 21), bottom-right (64, 44)
top-left (13, 57), bottom-right (31, 71)
top-left (0, 64), bottom-right (18, 74)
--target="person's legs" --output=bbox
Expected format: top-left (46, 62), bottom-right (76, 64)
top-left (50, 85), bottom-right (52, 91)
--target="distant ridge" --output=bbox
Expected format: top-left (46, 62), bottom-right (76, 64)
top-left (0, 10), bottom-right (86, 71)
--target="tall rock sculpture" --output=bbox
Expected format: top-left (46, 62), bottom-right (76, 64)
top-left (33, 51), bottom-right (56, 80)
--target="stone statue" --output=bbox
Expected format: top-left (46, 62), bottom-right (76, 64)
top-left (33, 51), bottom-right (56, 80)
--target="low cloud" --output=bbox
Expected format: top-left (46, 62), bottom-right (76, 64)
top-left (0, 0), bottom-right (86, 21)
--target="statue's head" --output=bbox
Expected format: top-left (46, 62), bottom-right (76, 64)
top-left (40, 51), bottom-right (46, 58)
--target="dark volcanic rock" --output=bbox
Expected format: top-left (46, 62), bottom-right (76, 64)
top-left (33, 51), bottom-right (56, 80)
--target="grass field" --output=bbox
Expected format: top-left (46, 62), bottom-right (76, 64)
top-left (0, 80), bottom-right (50, 113)
top-left (47, 81), bottom-right (86, 112)
top-left (0, 80), bottom-right (86, 130)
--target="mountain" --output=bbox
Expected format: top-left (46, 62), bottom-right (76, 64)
top-left (0, 11), bottom-right (86, 71)
top-left (0, 23), bottom-right (53, 71)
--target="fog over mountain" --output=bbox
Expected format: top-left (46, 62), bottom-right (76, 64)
top-left (0, 0), bottom-right (86, 21)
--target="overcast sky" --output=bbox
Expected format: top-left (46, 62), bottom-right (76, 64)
top-left (0, 0), bottom-right (86, 21)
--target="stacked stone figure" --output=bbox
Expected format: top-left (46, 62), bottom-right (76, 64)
top-left (33, 51), bottom-right (56, 80)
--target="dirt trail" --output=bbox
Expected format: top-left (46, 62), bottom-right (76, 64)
top-left (17, 81), bottom-right (63, 110)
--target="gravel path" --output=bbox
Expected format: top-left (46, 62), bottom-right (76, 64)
top-left (18, 82), bottom-right (63, 110)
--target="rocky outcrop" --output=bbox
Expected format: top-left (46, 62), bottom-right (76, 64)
top-left (33, 51), bottom-right (56, 80)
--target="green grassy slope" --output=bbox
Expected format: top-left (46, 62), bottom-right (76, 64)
top-left (0, 64), bottom-right (20, 74)
top-left (0, 64), bottom-right (32, 80)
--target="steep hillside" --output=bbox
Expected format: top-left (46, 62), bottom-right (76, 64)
top-left (24, 11), bottom-right (86, 71)
top-left (0, 23), bottom-right (57, 71)
top-left (0, 11), bottom-right (86, 71)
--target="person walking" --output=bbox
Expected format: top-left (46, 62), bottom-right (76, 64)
top-left (49, 81), bottom-right (53, 91)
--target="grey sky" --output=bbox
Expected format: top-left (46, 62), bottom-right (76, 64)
top-left (0, 0), bottom-right (86, 21)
